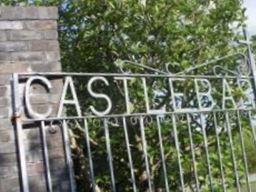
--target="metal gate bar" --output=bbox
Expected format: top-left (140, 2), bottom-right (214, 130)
top-left (12, 73), bottom-right (29, 192)
top-left (186, 114), bottom-right (200, 192)
top-left (40, 121), bottom-right (52, 192)
top-left (122, 117), bottom-right (137, 192)
top-left (213, 112), bottom-right (227, 192)
top-left (237, 111), bottom-right (252, 192)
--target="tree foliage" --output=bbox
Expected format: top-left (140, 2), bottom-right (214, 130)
top-left (59, 0), bottom-right (244, 74)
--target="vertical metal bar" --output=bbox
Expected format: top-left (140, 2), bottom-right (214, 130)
top-left (194, 78), bottom-right (213, 190)
top-left (186, 114), bottom-right (200, 192)
top-left (213, 112), bottom-right (227, 192)
top-left (12, 73), bottom-right (29, 192)
top-left (83, 119), bottom-right (96, 192)
top-left (225, 112), bottom-right (241, 192)
top-left (237, 111), bottom-right (252, 192)
top-left (171, 114), bottom-right (185, 191)
top-left (199, 113), bottom-right (213, 191)
top-left (122, 117), bottom-right (137, 192)
top-left (62, 120), bottom-right (76, 192)
top-left (139, 116), bottom-right (153, 192)
top-left (169, 78), bottom-right (185, 191)
top-left (156, 116), bottom-right (170, 192)
top-left (248, 111), bottom-right (256, 145)
top-left (103, 118), bottom-right (116, 192)
top-left (40, 121), bottom-right (52, 192)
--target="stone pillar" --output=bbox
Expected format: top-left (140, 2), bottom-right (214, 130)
top-left (0, 7), bottom-right (70, 192)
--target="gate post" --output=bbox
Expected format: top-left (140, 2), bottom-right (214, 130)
top-left (0, 7), bottom-right (70, 191)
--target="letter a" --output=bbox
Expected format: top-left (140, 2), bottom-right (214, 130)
top-left (57, 76), bottom-right (81, 117)
top-left (222, 79), bottom-right (236, 109)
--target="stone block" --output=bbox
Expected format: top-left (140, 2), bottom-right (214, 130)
top-left (0, 107), bottom-right (10, 118)
top-left (28, 40), bottom-right (59, 51)
top-left (25, 146), bottom-right (65, 164)
top-left (0, 31), bottom-right (8, 41)
top-left (0, 118), bottom-right (12, 131)
top-left (29, 104), bottom-right (53, 116)
top-left (44, 30), bottom-right (58, 40)
top-left (0, 153), bottom-right (17, 166)
top-left (24, 20), bottom-right (57, 30)
top-left (0, 21), bottom-right (23, 30)
top-left (45, 51), bottom-right (60, 62)
top-left (38, 7), bottom-right (58, 20)
top-left (0, 166), bottom-right (18, 178)
top-left (0, 97), bottom-right (9, 107)
top-left (9, 30), bottom-right (43, 41)
top-left (0, 7), bottom-right (58, 20)
top-left (28, 174), bottom-right (46, 192)
top-left (29, 83), bottom-right (52, 94)
top-left (48, 148), bottom-right (65, 160)
top-left (24, 139), bottom-right (42, 152)
top-left (0, 41), bottom-right (28, 52)
top-left (0, 129), bottom-right (14, 143)
top-left (0, 177), bottom-right (20, 192)
top-left (27, 162), bottom-right (44, 174)
top-left (26, 149), bottom-right (43, 163)
top-left (31, 62), bottom-right (62, 72)
top-left (26, 156), bottom-right (67, 176)
top-left (52, 179), bottom-right (70, 191)
top-left (24, 129), bottom-right (62, 151)
top-left (0, 52), bottom-right (43, 61)
top-left (28, 94), bottom-right (60, 105)
top-left (0, 51), bottom-right (60, 62)
top-left (16, 7), bottom-right (41, 20)
top-left (0, 75), bottom-right (11, 86)
top-left (52, 170), bottom-right (69, 181)
top-left (0, 86), bottom-right (9, 97)
top-left (0, 62), bottom-right (31, 73)
top-left (50, 158), bottom-right (67, 171)
top-left (23, 128), bottom-right (40, 141)
top-left (0, 142), bottom-right (16, 153)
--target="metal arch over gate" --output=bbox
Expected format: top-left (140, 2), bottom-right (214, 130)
top-left (11, 51), bottom-right (256, 192)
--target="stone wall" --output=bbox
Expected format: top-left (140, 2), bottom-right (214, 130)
top-left (0, 7), bottom-right (70, 192)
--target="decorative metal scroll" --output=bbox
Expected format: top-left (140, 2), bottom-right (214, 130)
top-left (114, 52), bottom-right (251, 76)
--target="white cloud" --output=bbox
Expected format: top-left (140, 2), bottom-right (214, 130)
top-left (244, 0), bottom-right (256, 36)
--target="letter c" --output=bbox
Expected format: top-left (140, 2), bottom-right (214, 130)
top-left (25, 76), bottom-right (52, 119)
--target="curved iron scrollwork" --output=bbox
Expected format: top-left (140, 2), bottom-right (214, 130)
top-left (114, 51), bottom-right (252, 78)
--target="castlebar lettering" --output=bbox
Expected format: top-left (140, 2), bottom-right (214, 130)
top-left (24, 75), bottom-right (255, 119)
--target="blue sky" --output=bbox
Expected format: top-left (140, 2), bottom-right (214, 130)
top-left (244, 0), bottom-right (256, 36)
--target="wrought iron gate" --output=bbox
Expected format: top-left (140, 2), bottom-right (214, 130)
top-left (12, 52), bottom-right (256, 192)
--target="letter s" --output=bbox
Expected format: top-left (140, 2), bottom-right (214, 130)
top-left (87, 77), bottom-right (112, 116)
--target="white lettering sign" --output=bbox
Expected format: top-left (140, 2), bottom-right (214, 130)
top-left (23, 76), bottom-right (255, 119)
